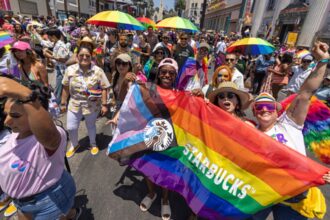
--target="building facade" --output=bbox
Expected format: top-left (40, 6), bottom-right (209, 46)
top-left (251, 0), bottom-right (330, 48)
top-left (153, 0), bottom-right (164, 22)
top-left (183, 0), bottom-right (204, 26)
top-left (204, 0), bottom-right (243, 33)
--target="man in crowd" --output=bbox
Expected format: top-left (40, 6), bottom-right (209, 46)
top-left (145, 26), bottom-right (158, 49)
top-left (284, 54), bottom-right (314, 95)
top-left (173, 32), bottom-right (195, 72)
top-left (225, 53), bottom-right (245, 89)
top-left (253, 54), bottom-right (275, 94)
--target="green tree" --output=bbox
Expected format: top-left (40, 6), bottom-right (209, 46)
top-left (175, 0), bottom-right (185, 17)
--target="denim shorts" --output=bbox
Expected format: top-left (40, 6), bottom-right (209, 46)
top-left (14, 170), bottom-right (76, 220)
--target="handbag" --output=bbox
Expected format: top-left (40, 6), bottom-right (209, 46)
top-left (281, 187), bottom-right (326, 219)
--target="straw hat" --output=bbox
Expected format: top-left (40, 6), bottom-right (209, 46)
top-left (78, 36), bottom-right (95, 48)
top-left (208, 81), bottom-right (251, 110)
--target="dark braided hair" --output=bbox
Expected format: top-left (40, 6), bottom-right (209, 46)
top-left (0, 73), bottom-right (51, 111)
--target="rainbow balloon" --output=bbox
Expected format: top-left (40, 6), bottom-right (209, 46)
top-left (280, 94), bottom-right (330, 164)
top-left (0, 31), bottom-right (14, 48)
top-left (108, 84), bottom-right (329, 219)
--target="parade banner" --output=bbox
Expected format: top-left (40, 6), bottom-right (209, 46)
top-left (108, 83), bottom-right (329, 219)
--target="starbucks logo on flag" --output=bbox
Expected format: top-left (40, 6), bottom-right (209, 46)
top-left (144, 118), bottom-right (174, 151)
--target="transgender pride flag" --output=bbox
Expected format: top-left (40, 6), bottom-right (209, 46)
top-left (108, 83), bottom-right (329, 220)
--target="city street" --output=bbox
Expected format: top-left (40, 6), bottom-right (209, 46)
top-left (1, 65), bottom-right (330, 220)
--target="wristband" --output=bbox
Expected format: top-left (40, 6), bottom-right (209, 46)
top-left (60, 103), bottom-right (67, 106)
top-left (102, 103), bottom-right (108, 107)
top-left (319, 58), bottom-right (329, 64)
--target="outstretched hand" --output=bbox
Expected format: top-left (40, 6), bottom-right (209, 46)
top-left (191, 88), bottom-right (204, 98)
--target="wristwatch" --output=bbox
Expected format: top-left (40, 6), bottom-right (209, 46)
top-left (16, 91), bottom-right (38, 104)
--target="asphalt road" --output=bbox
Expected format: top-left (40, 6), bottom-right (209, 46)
top-left (2, 67), bottom-right (330, 220)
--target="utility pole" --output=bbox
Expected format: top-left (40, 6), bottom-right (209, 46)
top-left (200, 0), bottom-right (207, 30)
top-left (96, 0), bottom-right (100, 13)
top-left (77, 0), bottom-right (81, 17)
top-left (64, 0), bottom-right (68, 17)
top-left (46, 0), bottom-right (52, 16)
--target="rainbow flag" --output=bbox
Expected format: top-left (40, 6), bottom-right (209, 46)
top-left (0, 31), bottom-right (14, 48)
top-left (280, 94), bottom-right (330, 164)
top-left (108, 83), bottom-right (329, 219)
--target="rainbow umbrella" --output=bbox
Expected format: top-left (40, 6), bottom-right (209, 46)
top-left (296, 49), bottom-right (311, 59)
top-left (87, 10), bottom-right (145, 31)
top-left (137, 17), bottom-right (156, 29)
top-left (156, 16), bottom-right (199, 33)
top-left (0, 32), bottom-right (14, 48)
top-left (226, 37), bottom-right (275, 55)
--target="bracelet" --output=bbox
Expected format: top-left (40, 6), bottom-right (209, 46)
top-left (319, 58), bottom-right (329, 63)
top-left (60, 103), bottom-right (67, 106)
top-left (102, 103), bottom-right (108, 107)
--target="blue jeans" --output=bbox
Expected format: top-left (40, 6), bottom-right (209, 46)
top-left (54, 65), bottom-right (64, 105)
top-left (250, 204), bottom-right (307, 220)
top-left (14, 170), bottom-right (76, 220)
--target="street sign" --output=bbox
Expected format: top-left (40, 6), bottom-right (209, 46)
top-left (287, 32), bottom-right (298, 45)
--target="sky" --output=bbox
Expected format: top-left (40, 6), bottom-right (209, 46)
top-left (154, 0), bottom-right (174, 10)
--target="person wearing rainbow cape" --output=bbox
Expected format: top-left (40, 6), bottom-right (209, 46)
top-left (250, 41), bottom-right (330, 220)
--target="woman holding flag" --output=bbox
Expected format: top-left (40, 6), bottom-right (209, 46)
top-left (139, 58), bottom-right (180, 220)
top-left (250, 42), bottom-right (330, 220)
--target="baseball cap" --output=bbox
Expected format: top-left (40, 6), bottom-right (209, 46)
top-left (115, 53), bottom-right (132, 63)
top-left (254, 92), bottom-right (281, 111)
top-left (10, 41), bottom-right (31, 51)
top-left (158, 58), bottom-right (178, 73)
top-left (302, 54), bottom-right (313, 61)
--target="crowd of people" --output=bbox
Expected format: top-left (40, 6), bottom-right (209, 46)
top-left (0, 13), bottom-right (329, 220)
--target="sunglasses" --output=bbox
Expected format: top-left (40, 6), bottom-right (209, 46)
top-left (218, 92), bottom-right (236, 100)
top-left (163, 37), bottom-right (169, 39)
top-left (302, 60), bottom-right (312, 63)
top-left (116, 61), bottom-right (129, 66)
top-left (155, 51), bottom-right (164, 55)
top-left (159, 69), bottom-right (176, 76)
top-left (78, 54), bottom-right (91, 58)
top-left (226, 58), bottom-right (236, 62)
top-left (254, 102), bottom-right (276, 112)
top-left (181, 38), bottom-right (188, 40)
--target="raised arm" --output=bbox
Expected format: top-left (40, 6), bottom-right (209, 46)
top-left (286, 42), bottom-right (329, 125)
top-left (0, 77), bottom-right (61, 151)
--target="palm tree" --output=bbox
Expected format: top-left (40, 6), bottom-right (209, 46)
top-left (175, 0), bottom-right (185, 17)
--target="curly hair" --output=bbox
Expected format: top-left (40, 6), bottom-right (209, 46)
top-left (0, 74), bottom-right (51, 111)
top-left (211, 65), bottom-right (232, 88)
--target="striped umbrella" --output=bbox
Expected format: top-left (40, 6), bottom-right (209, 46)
top-left (87, 10), bottom-right (145, 31)
top-left (226, 38), bottom-right (275, 55)
top-left (0, 31), bottom-right (14, 48)
top-left (296, 49), bottom-right (311, 59)
top-left (137, 17), bottom-right (156, 29)
top-left (156, 16), bottom-right (199, 33)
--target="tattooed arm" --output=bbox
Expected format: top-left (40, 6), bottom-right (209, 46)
top-left (287, 42), bottom-right (329, 126)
